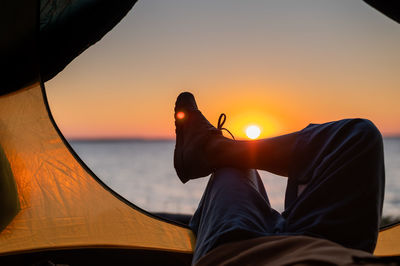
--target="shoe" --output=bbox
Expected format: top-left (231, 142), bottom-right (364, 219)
top-left (174, 92), bottom-right (224, 183)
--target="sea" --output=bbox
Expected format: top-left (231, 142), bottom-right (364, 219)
top-left (69, 138), bottom-right (400, 218)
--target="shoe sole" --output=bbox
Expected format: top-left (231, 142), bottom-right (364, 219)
top-left (174, 145), bottom-right (190, 184)
top-left (174, 114), bottom-right (190, 183)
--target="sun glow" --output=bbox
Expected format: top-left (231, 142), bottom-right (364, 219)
top-left (222, 110), bottom-right (280, 140)
top-left (246, 125), bottom-right (261, 139)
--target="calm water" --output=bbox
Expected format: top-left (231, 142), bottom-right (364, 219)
top-left (69, 138), bottom-right (400, 218)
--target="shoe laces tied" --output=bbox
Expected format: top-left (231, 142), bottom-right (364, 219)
top-left (217, 113), bottom-right (235, 140)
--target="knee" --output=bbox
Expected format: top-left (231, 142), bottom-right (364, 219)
top-left (342, 119), bottom-right (384, 191)
top-left (346, 119), bottom-right (384, 166)
top-left (351, 119), bottom-right (382, 143)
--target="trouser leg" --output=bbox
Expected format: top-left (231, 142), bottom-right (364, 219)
top-left (189, 168), bottom-right (283, 263)
top-left (283, 118), bottom-right (385, 253)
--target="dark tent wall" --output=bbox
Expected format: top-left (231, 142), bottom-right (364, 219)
top-left (364, 0), bottom-right (400, 23)
top-left (40, 0), bottom-right (138, 82)
top-left (0, 0), bottom-right (138, 95)
top-left (0, 0), bottom-right (39, 95)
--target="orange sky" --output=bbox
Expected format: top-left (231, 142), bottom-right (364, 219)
top-left (45, 1), bottom-right (400, 139)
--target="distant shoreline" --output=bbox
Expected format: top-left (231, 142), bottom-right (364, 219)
top-left (68, 138), bottom-right (175, 143)
top-left (68, 137), bottom-right (399, 142)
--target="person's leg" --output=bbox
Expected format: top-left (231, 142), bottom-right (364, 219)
top-left (281, 119), bottom-right (385, 253)
top-left (189, 168), bottom-right (284, 264)
top-left (174, 92), bottom-right (384, 255)
top-left (210, 118), bottom-right (384, 252)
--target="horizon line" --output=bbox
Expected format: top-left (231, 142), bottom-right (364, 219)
top-left (67, 137), bottom-right (175, 142)
top-left (67, 135), bottom-right (400, 142)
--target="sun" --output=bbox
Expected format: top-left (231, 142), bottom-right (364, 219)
top-left (246, 125), bottom-right (261, 140)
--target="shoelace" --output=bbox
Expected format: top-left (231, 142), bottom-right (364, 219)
top-left (217, 113), bottom-right (235, 140)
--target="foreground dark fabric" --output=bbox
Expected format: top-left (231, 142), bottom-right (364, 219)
top-left (196, 235), bottom-right (394, 266)
top-left (190, 119), bottom-right (385, 264)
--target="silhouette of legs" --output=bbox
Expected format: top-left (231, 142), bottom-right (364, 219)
top-left (189, 119), bottom-right (385, 264)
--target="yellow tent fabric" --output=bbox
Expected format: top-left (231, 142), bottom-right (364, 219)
top-left (374, 222), bottom-right (400, 256)
top-left (0, 82), bottom-right (195, 255)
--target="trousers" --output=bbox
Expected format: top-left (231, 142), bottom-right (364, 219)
top-left (189, 119), bottom-right (385, 263)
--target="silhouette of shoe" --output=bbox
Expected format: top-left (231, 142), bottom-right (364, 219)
top-left (174, 92), bottom-right (224, 183)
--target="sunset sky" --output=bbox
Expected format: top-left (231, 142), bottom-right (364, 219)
top-left (45, 1), bottom-right (400, 140)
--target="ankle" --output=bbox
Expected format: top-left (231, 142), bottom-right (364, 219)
top-left (209, 138), bottom-right (258, 170)
top-left (206, 136), bottom-right (248, 169)
top-left (204, 135), bottom-right (230, 169)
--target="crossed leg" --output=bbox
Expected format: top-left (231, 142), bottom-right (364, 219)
top-left (282, 119), bottom-right (385, 252)
top-left (188, 119), bottom-right (384, 264)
